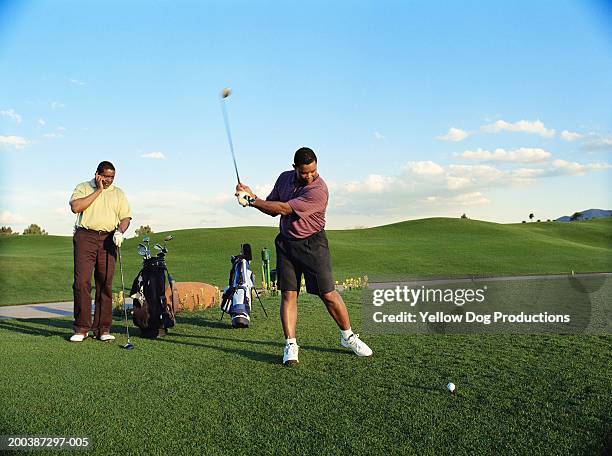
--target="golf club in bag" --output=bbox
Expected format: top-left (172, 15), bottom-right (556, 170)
top-left (221, 243), bottom-right (268, 328)
top-left (130, 235), bottom-right (176, 338)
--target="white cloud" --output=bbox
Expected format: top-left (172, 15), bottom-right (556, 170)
top-left (57, 126), bottom-right (66, 131)
top-left (458, 147), bottom-right (551, 163)
top-left (51, 101), bottom-right (65, 109)
top-left (345, 174), bottom-right (397, 194)
top-left (481, 119), bottom-right (555, 138)
top-left (43, 133), bottom-right (63, 139)
top-left (69, 78), bottom-right (85, 85)
top-left (38, 118), bottom-right (46, 126)
top-left (0, 210), bottom-right (25, 224)
top-left (446, 176), bottom-right (471, 190)
top-left (510, 168), bottom-right (545, 179)
top-left (550, 159), bottom-right (612, 176)
top-left (0, 135), bottom-right (29, 149)
top-left (508, 160), bottom-right (612, 182)
top-left (446, 164), bottom-right (504, 189)
top-left (560, 130), bottom-right (582, 142)
top-left (141, 152), bottom-right (166, 160)
top-left (423, 192), bottom-right (489, 206)
top-left (1, 109), bottom-right (22, 124)
top-left (253, 183), bottom-right (274, 198)
top-left (374, 131), bottom-right (385, 140)
top-left (582, 135), bottom-right (612, 151)
top-left (403, 160), bottom-right (445, 175)
top-left (436, 127), bottom-right (469, 142)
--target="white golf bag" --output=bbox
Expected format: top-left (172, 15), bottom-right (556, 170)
top-left (221, 244), bottom-right (256, 328)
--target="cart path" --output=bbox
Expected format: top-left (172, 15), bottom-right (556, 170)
top-left (0, 298), bottom-right (133, 320)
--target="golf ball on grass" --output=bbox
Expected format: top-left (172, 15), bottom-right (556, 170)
top-left (447, 382), bottom-right (456, 393)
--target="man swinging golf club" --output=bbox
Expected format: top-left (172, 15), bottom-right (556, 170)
top-left (235, 147), bottom-right (372, 365)
top-left (68, 161), bottom-right (132, 342)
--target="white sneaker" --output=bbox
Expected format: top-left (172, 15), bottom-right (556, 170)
top-left (98, 333), bottom-right (116, 342)
top-left (341, 333), bottom-right (373, 357)
top-left (283, 343), bottom-right (299, 365)
top-left (69, 333), bottom-right (88, 343)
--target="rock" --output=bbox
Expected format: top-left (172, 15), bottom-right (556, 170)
top-left (166, 282), bottom-right (220, 312)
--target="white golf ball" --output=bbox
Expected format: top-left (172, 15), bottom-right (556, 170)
top-left (221, 87), bottom-right (231, 98)
top-left (447, 382), bottom-right (456, 393)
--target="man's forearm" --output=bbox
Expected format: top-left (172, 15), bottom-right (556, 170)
top-left (118, 218), bottom-right (131, 233)
top-left (70, 189), bottom-right (102, 213)
top-left (251, 199), bottom-right (292, 216)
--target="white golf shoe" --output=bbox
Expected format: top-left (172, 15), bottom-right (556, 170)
top-left (69, 333), bottom-right (88, 343)
top-left (283, 343), bottom-right (299, 365)
top-left (98, 333), bottom-right (116, 342)
top-left (341, 333), bottom-right (373, 357)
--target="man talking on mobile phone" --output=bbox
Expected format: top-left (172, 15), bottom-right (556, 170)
top-left (235, 147), bottom-right (373, 365)
top-left (68, 161), bottom-right (132, 342)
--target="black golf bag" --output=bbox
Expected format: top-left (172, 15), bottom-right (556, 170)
top-left (130, 256), bottom-right (176, 338)
top-left (221, 244), bottom-right (259, 328)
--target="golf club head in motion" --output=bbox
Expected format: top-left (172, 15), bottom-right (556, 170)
top-left (163, 235), bottom-right (173, 252)
top-left (219, 87), bottom-right (241, 184)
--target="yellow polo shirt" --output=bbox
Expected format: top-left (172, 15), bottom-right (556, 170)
top-left (70, 180), bottom-right (132, 232)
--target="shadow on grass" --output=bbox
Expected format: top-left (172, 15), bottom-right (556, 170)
top-left (170, 332), bottom-right (346, 355)
top-left (175, 314), bottom-right (229, 330)
top-left (0, 316), bottom-right (346, 360)
top-left (155, 336), bottom-right (280, 365)
top-left (0, 319), bottom-right (72, 338)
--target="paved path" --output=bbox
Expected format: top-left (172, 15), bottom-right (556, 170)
top-left (0, 272), bottom-right (609, 320)
top-left (0, 298), bottom-right (133, 320)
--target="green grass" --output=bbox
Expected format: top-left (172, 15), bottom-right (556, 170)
top-left (1, 217), bottom-right (611, 306)
top-left (1, 218), bottom-right (610, 454)
top-left (0, 291), bottom-right (609, 455)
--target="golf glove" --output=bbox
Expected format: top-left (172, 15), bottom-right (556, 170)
top-left (236, 191), bottom-right (255, 207)
top-left (113, 230), bottom-right (124, 247)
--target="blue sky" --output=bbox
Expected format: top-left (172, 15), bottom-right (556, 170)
top-left (1, 0), bottom-right (611, 235)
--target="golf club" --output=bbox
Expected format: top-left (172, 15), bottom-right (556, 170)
top-left (117, 246), bottom-right (134, 350)
top-left (137, 244), bottom-right (147, 257)
top-left (219, 87), bottom-right (241, 184)
top-left (143, 236), bottom-right (151, 259)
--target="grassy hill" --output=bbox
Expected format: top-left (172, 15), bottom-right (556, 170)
top-left (0, 217), bottom-right (610, 306)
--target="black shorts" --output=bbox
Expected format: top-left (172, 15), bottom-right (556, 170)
top-left (275, 230), bottom-right (335, 296)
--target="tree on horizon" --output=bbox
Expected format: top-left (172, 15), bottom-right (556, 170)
top-left (22, 224), bottom-right (48, 235)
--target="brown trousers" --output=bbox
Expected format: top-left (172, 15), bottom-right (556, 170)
top-left (73, 228), bottom-right (117, 336)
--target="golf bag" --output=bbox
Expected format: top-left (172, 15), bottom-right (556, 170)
top-left (221, 244), bottom-right (258, 328)
top-left (130, 256), bottom-right (176, 338)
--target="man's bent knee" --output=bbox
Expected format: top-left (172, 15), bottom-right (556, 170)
top-left (321, 290), bottom-right (339, 303)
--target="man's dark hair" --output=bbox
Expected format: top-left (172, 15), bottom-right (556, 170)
top-left (96, 161), bottom-right (115, 174)
top-left (294, 147), bottom-right (317, 166)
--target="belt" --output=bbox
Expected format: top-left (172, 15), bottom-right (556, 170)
top-left (77, 227), bottom-right (113, 235)
top-left (279, 229), bottom-right (325, 242)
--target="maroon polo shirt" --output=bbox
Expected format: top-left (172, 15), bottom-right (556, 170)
top-left (266, 170), bottom-right (329, 239)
